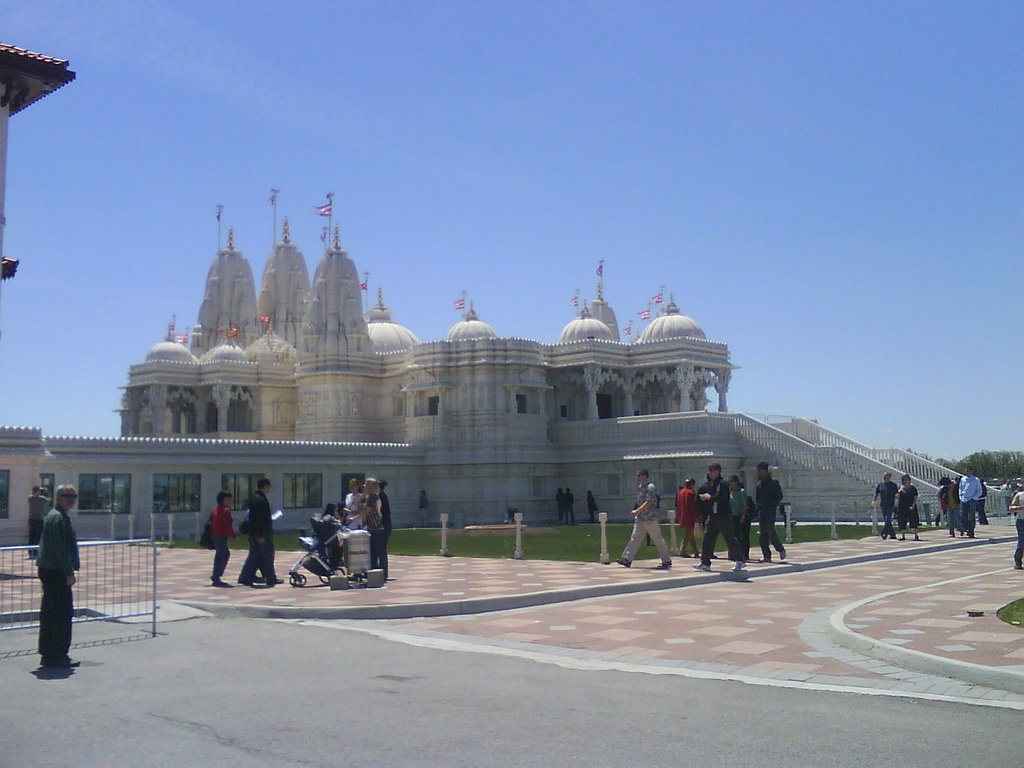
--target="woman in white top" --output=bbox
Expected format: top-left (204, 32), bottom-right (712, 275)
top-left (343, 478), bottom-right (365, 530)
top-left (1010, 485), bottom-right (1024, 570)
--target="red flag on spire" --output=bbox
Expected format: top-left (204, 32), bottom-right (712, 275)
top-left (596, 263), bottom-right (603, 277)
top-left (624, 324), bottom-right (632, 336)
top-left (315, 202), bottom-right (333, 217)
top-left (638, 309), bottom-right (650, 320)
top-left (360, 280), bottom-right (368, 291)
top-left (571, 295), bottom-right (579, 307)
top-left (651, 292), bottom-right (663, 304)
top-left (453, 298), bottom-right (466, 311)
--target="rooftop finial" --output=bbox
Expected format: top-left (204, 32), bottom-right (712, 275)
top-left (333, 225), bottom-right (340, 249)
top-left (282, 216), bottom-right (290, 243)
top-left (596, 259), bottom-right (605, 299)
top-left (376, 285), bottom-right (385, 309)
top-left (227, 227), bottom-right (235, 250)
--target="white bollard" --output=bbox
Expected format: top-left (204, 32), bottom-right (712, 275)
top-left (784, 505), bottom-right (793, 545)
top-left (668, 510), bottom-right (678, 556)
top-left (853, 500), bottom-right (860, 526)
top-left (168, 512), bottom-right (175, 549)
top-left (194, 511), bottom-right (200, 541)
top-left (109, 510), bottom-right (116, 541)
top-left (870, 502), bottom-right (879, 536)
top-left (830, 502), bottom-right (838, 540)
top-left (128, 513), bottom-right (135, 540)
top-left (513, 512), bottom-right (524, 560)
top-left (439, 512), bottom-right (450, 557)
top-left (149, 513), bottom-right (155, 542)
top-left (598, 512), bottom-right (610, 564)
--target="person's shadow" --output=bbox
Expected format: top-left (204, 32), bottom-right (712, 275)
top-left (32, 666), bottom-right (75, 680)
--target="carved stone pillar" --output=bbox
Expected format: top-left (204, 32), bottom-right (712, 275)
top-left (212, 384), bottom-right (230, 433)
top-left (582, 366), bottom-right (600, 421)
top-left (714, 368), bottom-right (731, 412)
top-left (148, 384), bottom-right (167, 434)
top-left (622, 372), bottom-right (635, 417)
top-left (673, 364), bottom-right (696, 412)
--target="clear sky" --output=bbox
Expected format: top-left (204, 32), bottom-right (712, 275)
top-left (0, 1), bottom-right (1020, 459)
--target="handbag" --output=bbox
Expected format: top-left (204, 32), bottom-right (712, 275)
top-left (238, 511), bottom-right (251, 536)
top-left (199, 516), bottom-right (214, 550)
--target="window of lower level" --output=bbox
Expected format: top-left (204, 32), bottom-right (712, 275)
top-left (40, 474), bottom-right (55, 502)
top-left (283, 473), bottom-right (323, 509)
top-left (427, 396), bottom-right (440, 416)
top-left (515, 394), bottom-right (527, 414)
top-left (78, 473), bottom-right (131, 514)
top-left (605, 474), bottom-right (621, 497)
top-left (0, 470), bottom-right (9, 519)
top-left (220, 473), bottom-right (265, 512)
top-left (153, 473), bottom-right (201, 513)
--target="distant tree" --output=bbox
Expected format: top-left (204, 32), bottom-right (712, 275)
top-left (952, 450), bottom-right (1024, 480)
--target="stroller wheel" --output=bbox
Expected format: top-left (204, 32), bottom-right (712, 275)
top-left (318, 573), bottom-right (331, 585)
top-left (289, 572), bottom-right (307, 587)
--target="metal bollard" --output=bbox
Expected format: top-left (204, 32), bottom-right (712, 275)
top-left (784, 505), bottom-right (793, 545)
top-left (439, 512), bottom-right (450, 557)
top-left (598, 512), bottom-right (610, 564)
top-left (830, 502), bottom-right (838, 540)
top-left (513, 512), bottom-right (524, 560)
top-left (168, 513), bottom-right (175, 548)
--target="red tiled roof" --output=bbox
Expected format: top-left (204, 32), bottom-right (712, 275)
top-left (0, 43), bottom-right (69, 66)
top-left (0, 42), bottom-right (76, 115)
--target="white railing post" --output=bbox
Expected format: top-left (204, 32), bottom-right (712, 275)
top-left (128, 513), bottom-right (135, 540)
top-left (830, 501), bottom-right (838, 540)
top-left (853, 500), bottom-right (859, 526)
top-left (109, 510), bottom-right (116, 540)
top-left (439, 512), bottom-right (450, 557)
top-left (168, 512), bottom-right (175, 548)
top-left (513, 512), bottom-right (524, 560)
top-left (598, 512), bottom-right (610, 564)
top-left (149, 512), bottom-right (155, 541)
top-left (784, 504), bottom-right (793, 544)
top-left (668, 507), bottom-right (677, 556)
top-left (870, 502), bottom-right (878, 536)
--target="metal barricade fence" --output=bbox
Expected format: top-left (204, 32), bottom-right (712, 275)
top-left (0, 539), bottom-right (157, 640)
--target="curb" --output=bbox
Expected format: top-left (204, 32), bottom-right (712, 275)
top-left (173, 534), bottom-right (1014, 621)
top-left (826, 568), bottom-right (1024, 695)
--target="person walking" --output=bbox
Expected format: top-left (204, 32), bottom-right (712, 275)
top-left (27, 486), bottom-right (48, 559)
top-left (977, 477), bottom-right (989, 525)
top-left (675, 479), bottom-right (699, 557)
top-left (586, 490), bottom-right (598, 524)
top-left (238, 478), bottom-right (278, 587)
top-left (729, 475), bottom-right (751, 562)
top-left (1009, 484), bottom-right (1024, 570)
top-left (694, 463), bottom-right (744, 573)
top-left (895, 474), bottom-right (920, 541)
top-left (873, 472), bottom-right (899, 540)
top-left (616, 469), bottom-right (672, 569)
top-left (209, 491), bottom-right (236, 587)
top-left (362, 478), bottom-right (388, 580)
top-left (36, 484), bottom-right (81, 669)
top-left (958, 467), bottom-right (982, 539)
top-left (754, 462), bottom-right (786, 563)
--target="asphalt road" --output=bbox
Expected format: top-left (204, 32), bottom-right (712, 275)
top-left (1, 613), bottom-right (1020, 768)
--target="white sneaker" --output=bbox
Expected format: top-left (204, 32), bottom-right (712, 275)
top-left (733, 561), bottom-right (745, 571)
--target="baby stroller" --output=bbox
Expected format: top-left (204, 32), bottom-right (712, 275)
top-left (288, 513), bottom-right (346, 587)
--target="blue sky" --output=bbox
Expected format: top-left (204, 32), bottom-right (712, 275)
top-left (0, 1), bottom-right (1020, 459)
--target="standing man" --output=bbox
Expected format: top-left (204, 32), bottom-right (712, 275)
top-left (379, 479), bottom-right (393, 551)
top-left (27, 485), bottom-right (49, 559)
top-left (238, 478), bottom-right (279, 587)
top-left (873, 472), bottom-right (899, 541)
top-left (977, 476), bottom-right (989, 526)
top-left (36, 484), bottom-right (81, 669)
top-left (565, 488), bottom-right (576, 525)
top-left (694, 463), bottom-right (744, 572)
top-left (958, 466), bottom-right (982, 539)
top-left (616, 469), bottom-right (672, 569)
top-left (586, 490), bottom-right (598, 524)
top-left (755, 462), bottom-right (787, 563)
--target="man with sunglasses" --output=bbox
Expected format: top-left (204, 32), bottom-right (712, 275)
top-left (36, 484), bottom-right (81, 669)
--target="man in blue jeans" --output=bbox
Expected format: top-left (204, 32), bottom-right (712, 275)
top-left (958, 467), bottom-right (982, 539)
top-left (873, 472), bottom-right (899, 540)
top-left (1009, 486), bottom-right (1024, 570)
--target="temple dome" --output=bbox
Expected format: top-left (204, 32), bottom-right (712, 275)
top-left (145, 340), bottom-right (197, 364)
top-left (246, 330), bottom-right (297, 364)
top-left (636, 297), bottom-right (705, 343)
top-left (447, 304), bottom-right (497, 341)
top-left (201, 341), bottom-right (248, 363)
top-left (366, 288), bottom-right (420, 353)
top-left (558, 306), bottom-right (613, 343)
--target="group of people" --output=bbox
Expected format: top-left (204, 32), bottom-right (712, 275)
top-left (871, 472), bottom-right (922, 541)
top-left (207, 476), bottom-right (393, 589)
top-left (616, 461), bottom-right (787, 573)
top-left (554, 487), bottom-right (600, 524)
top-left (935, 467), bottom-right (989, 538)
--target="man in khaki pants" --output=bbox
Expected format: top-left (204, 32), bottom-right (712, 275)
top-left (617, 469), bottom-right (672, 570)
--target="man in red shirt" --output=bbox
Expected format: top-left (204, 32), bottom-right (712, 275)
top-left (676, 479), bottom-right (699, 557)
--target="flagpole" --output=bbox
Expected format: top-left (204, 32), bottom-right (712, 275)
top-left (326, 192), bottom-right (334, 245)
top-left (363, 272), bottom-right (370, 314)
top-left (270, 188), bottom-right (280, 244)
top-left (216, 204), bottom-right (223, 251)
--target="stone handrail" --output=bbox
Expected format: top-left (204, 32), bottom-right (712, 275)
top-left (732, 413), bottom-right (820, 470)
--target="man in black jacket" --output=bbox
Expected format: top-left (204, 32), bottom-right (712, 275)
top-left (693, 463), bottom-right (743, 572)
top-left (238, 478), bottom-right (279, 587)
top-left (755, 462), bottom-right (787, 562)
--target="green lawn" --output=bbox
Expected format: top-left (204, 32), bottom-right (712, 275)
top-left (169, 522), bottom-right (876, 560)
top-left (997, 598), bottom-right (1024, 628)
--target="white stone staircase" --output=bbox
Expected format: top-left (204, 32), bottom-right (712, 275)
top-left (732, 413), bottom-right (947, 495)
